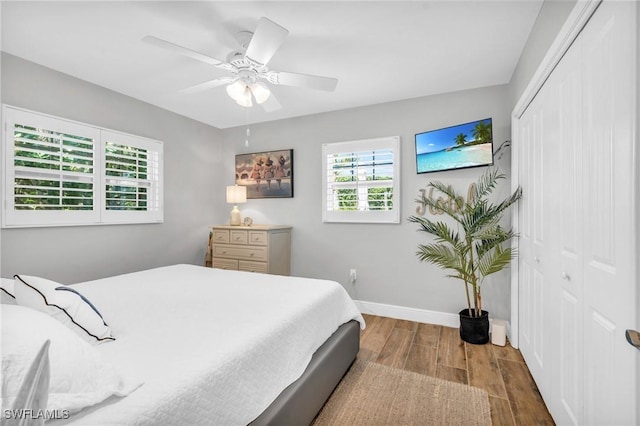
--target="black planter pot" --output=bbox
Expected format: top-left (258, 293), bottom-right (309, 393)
top-left (459, 309), bottom-right (490, 344)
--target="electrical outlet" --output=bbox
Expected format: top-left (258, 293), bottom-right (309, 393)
top-left (349, 269), bottom-right (357, 284)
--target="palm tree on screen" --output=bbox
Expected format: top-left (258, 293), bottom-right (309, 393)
top-left (454, 133), bottom-right (467, 146)
top-left (471, 121), bottom-right (492, 144)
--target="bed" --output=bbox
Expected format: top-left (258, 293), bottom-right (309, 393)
top-left (1, 264), bottom-right (364, 425)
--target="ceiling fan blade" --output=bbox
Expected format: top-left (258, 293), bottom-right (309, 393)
top-left (244, 17), bottom-right (289, 66)
top-left (142, 35), bottom-right (224, 67)
top-left (268, 71), bottom-right (338, 92)
top-left (179, 77), bottom-right (235, 94)
top-left (259, 92), bottom-right (282, 112)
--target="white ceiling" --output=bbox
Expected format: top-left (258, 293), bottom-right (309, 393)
top-left (1, 1), bottom-right (543, 129)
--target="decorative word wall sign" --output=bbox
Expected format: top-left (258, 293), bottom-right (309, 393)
top-left (415, 183), bottom-right (477, 216)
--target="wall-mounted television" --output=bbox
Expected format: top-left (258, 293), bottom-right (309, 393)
top-left (415, 118), bottom-right (494, 174)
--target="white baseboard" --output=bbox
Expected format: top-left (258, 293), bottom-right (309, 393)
top-left (354, 300), bottom-right (513, 343)
top-left (354, 300), bottom-right (460, 328)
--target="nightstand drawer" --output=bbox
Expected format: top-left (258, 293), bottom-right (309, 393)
top-left (248, 231), bottom-right (268, 246)
top-left (212, 258), bottom-right (238, 270)
top-left (239, 260), bottom-right (268, 273)
top-left (214, 245), bottom-right (268, 261)
top-left (207, 225), bottom-right (291, 275)
top-left (212, 229), bottom-right (230, 244)
top-left (230, 230), bottom-right (248, 244)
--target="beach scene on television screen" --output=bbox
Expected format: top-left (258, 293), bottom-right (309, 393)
top-left (415, 118), bottom-right (493, 173)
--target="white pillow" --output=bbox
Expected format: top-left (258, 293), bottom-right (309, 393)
top-left (1, 304), bottom-right (141, 414)
top-left (1, 278), bottom-right (16, 305)
top-left (13, 275), bottom-right (114, 344)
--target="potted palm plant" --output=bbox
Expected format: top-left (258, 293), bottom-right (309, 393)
top-left (408, 168), bottom-right (522, 344)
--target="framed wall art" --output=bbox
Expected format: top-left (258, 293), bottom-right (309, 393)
top-left (235, 149), bottom-right (294, 199)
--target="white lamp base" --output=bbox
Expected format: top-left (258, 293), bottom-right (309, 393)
top-left (229, 205), bottom-right (242, 226)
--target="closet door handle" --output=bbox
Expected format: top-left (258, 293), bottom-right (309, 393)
top-left (534, 257), bottom-right (540, 263)
top-left (562, 272), bottom-right (571, 281)
top-left (626, 330), bottom-right (640, 350)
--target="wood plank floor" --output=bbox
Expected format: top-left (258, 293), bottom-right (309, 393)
top-left (358, 314), bottom-right (555, 425)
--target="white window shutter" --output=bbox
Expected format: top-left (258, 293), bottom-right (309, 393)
top-left (2, 105), bottom-right (164, 228)
top-left (101, 130), bottom-right (163, 223)
top-left (3, 107), bottom-right (101, 227)
top-left (322, 136), bottom-right (400, 223)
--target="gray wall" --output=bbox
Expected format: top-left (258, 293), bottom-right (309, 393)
top-left (0, 0), bottom-right (577, 319)
top-left (509, 0), bottom-right (577, 108)
top-left (1, 53), bottom-right (226, 283)
top-left (219, 85), bottom-right (514, 320)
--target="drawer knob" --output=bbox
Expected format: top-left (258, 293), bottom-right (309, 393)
top-left (250, 252), bottom-right (255, 257)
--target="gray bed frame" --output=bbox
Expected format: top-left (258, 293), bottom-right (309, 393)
top-left (249, 320), bottom-right (360, 426)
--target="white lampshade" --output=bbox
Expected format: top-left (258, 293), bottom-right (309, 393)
top-left (249, 82), bottom-right (271, 104)
top-left (226, 81), bottom-right (253, 107)
top-left (226, 80), bottom-right (270, 107)
top-left (226, 80), bottom-right (246, 99)
top-left (226, 185), bottom-right (247, 204)
top-left (226, 185), bottom-right (247, 226)
top-left (235, 87), bottom-right (253, 107)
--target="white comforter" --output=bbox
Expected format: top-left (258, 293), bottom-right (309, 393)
top-left (49, 264), bottom-right (364, 425)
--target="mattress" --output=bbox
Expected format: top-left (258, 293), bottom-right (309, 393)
top-left (47, 264), bottom-right (364, 426)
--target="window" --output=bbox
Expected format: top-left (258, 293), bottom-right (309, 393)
top-left (101, 131), bottom-right (162, 224)
top-left (322, 136), bottom-right (400, 223)
top-left (2, 105), bottom-right (163, 227)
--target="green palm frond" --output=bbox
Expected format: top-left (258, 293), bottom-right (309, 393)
top-left (477, 244), bottom-right (515, 277)
top-left (408, 216), bottom-right (461, 245)
top-left (429, 181), bottom-right (464, 211)
top-left (474, 226), bottom-right (516, 257)
top-left (460, 201), bottom-right (502, 236)
top-left (416, 243), bottom-right (461, 269)
top-left (486, 186), bottom-right (523, 218)
top-left (408, 217), bottom-right (471, 262)
top-left (428, 180), bottom-right (460, 201)
top-left (410, 167), bottom-right (523, 313)
top-left (473, 168), bottom-right (504, 200)
top-left (416, 244), bottom-right (474, 283)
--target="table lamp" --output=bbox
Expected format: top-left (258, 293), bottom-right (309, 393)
top-left (226, 185), bottom-right (247, 226)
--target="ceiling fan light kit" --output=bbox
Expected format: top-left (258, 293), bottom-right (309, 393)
top-left (250, 82), bottom-right (271, 104)
top-left (226, 80), bottom-right (271, 107)
top-left (143, 17), bottom-right (338, 110)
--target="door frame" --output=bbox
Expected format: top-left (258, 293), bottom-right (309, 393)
top-left (509, 0), bottom-right (602, 348)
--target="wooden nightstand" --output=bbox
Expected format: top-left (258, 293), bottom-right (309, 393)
top-left (206, 225), bottom-right (291, 275)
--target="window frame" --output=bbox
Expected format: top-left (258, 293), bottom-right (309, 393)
top-left (322, 136), bottom-right (401, 224)
top-left (2, 105), bottom-right (163, 228)
top-left (101, 130), bottom-right (163, 224)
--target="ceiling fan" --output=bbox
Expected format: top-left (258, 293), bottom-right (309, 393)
top-left (142, 17), bottom-right (338, 111)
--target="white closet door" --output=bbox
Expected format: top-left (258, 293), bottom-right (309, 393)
top-left (581, 2), bottom-right (637, 424)
top-left (517, 89), bottom-right (550, 394)
top-left (518, 39), bottom-right (585, 425)
top-left (516, 1), bottom-right (638, 424)
top-left (546, 34), bottom-right (584, 426)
